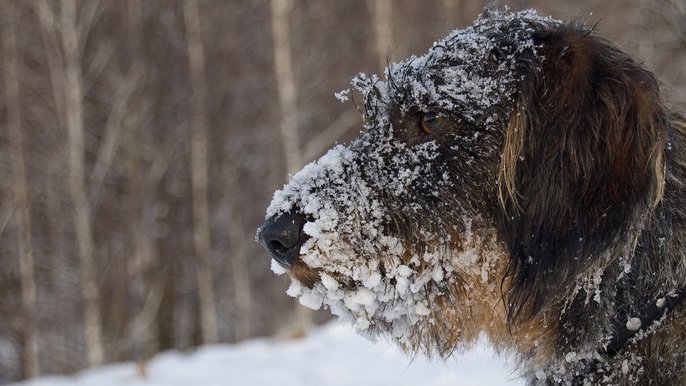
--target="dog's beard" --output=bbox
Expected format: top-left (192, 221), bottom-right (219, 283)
top-left (272, 216), bottom-right (505, 347)
top-left (266, 131), bottom-right (454, 344)
top-left (266, 137), bottom-right (502, 345)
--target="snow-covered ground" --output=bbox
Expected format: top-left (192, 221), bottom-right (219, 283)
top-left (12, 322), bottom-right (525, 386)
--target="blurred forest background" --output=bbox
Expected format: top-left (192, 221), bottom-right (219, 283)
top-left (0, 0), bottom-right (683, 383)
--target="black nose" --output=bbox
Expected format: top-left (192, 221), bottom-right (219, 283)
top-left (257, 213), bottom-right (307, 268)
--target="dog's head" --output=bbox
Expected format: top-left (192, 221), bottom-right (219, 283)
top-left (258, 9), bottom-right (668, 355)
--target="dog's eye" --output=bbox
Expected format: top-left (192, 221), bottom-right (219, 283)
top-left (420, 112), bottom-right (444, 135)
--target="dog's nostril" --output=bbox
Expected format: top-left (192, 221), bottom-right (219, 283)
top-left (269, 240), bottom-right (289, 255)
top-left (258, 213), bottom-right (307, 268)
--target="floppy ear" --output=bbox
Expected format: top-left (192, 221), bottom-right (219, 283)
top-left (498, 24), bottom-right (668, 322)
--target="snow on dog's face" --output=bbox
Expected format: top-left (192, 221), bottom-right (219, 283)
top-left (260, 10), bottom-right (558, 352)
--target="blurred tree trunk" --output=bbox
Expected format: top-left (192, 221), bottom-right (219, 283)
top-left (121, 0), bottom-right (164, 363)
top-left (226, 165), bottom-right (253, 341)
top-left (3, 2), bottom-right (39, 378)
top-left (271, 0), bottom-right (302, 175)
top-left (183, 0), bottom-right (219, 345)
top-left (223, 128), bottom-right (252, 341)
top-left (370, 0), bottom-right (393, 72)
top-left (441, 0), bottom-right (466, 27)
top-left (58, 0), bottom-right (105, 366)
top-left (270, 0), bottom-right (313, 336)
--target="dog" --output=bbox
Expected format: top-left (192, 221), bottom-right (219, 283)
top-left (258, 9), bottom-right (686, 385)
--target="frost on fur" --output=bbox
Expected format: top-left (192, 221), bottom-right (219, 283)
top-left (264, 9), bottom-right (557, 349)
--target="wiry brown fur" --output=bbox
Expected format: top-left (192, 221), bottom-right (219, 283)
top-left (494, 23), bottom-right (686, 385)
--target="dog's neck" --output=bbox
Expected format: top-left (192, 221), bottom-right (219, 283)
top-left (604, 286), bottom-right (686, 357)
top-left (599, 159), bottom-right (686, 354)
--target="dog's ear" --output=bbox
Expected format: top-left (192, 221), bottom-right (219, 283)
top-left (498, 24), bottom-right (668, 322)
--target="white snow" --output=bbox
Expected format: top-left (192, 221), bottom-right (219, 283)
top-left (626, 317), bottom-right (642, 332)
top-left (270, 259), bottom-right (287, 275)
top-left (11, 322), bottom-right (524, 386)
top-left (655, 297), bottom-right (666, 308)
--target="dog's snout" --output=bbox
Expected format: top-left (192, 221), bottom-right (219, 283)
top-left (258, 213), bottom-right (307, 268)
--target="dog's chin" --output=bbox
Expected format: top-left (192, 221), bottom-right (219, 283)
top-left (285, 262), bottom-right (321, 289)
top-left (287, 260), bottom-right (363, 294)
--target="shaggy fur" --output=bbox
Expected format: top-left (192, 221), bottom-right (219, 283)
top-left (259, 10), bottom-right (686, 385)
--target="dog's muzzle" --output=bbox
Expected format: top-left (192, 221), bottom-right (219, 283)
top-left (257, 213), bottom-right (307, 268)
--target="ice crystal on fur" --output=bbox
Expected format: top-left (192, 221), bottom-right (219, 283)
top-left (267, 134), bottom-right (456, 342)
top-left (361, 9), bottom-right (556, 127)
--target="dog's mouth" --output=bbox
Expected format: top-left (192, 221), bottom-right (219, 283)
top-left (273, 250), bottom-right (370, 294)
top-left (258, 211), bottom-right (386, 295)
top-left (284, 262), bottom-right (356, 291)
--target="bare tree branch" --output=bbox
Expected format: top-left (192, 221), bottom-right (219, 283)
top-left (0, 202), bottom-right (15, 238)
top-left (30, 0), bottom-right (66, 128)
top-left (89, 71), bottom-right (140, 211)
top-left (76, 0), bottom-right (103, 53)
top-left (83, 42), bottom-right (115, 94)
